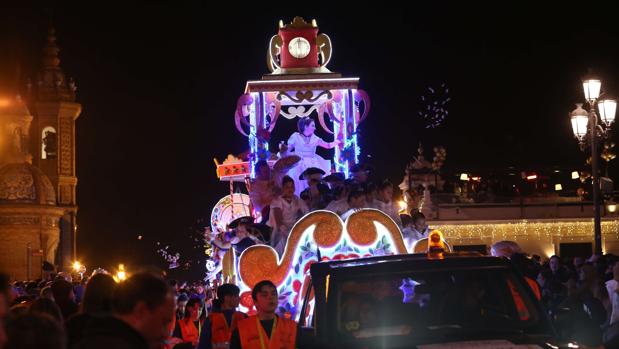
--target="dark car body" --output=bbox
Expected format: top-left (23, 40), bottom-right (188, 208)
top-left (297, 253), bottom-right (560, 349)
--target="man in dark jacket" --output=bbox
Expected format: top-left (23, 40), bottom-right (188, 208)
top-left (75, 272), bottom-right (175, 349)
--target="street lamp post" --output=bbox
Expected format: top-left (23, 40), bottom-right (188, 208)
top-left (570, 78), bottom-right (616, 255)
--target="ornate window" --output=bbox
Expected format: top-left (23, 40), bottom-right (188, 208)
top-left (41, 126), bottom-right (57, 159)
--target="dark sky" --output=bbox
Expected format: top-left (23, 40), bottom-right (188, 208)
top-left (2, 4), bottom-right (619, 272)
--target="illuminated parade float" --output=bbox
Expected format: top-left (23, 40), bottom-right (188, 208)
top-left (209, 17), bottom-right (404, 318)
top-left (206, 17), bottom-right (619, 318)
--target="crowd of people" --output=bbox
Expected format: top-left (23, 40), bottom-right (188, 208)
top-left (5, 250), bottom-right (619, 348)
top-left (5, 116), bottom-right (616, 348)
top-left (234, 157), bottom-right (431, 257)
top-left (493, 244), bottom-right (619, 347)
top-left (0, 268), bottom-right (297, 349)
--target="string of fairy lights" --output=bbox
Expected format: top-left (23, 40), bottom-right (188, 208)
top-left (435, 219), bottom-right (619, 243)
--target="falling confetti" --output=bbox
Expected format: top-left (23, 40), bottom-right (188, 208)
top-left (156, 245), bottom-right (181, 269)
top-left (152, 218), bottom-right (218, 276)
top-left (419, 83), bottom-right (450, 129)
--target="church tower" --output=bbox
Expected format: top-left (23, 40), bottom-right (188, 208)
top-left (28, 26), bottom-right (81, 268)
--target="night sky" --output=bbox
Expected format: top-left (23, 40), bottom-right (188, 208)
top-left (2, 4), bottom-right (619, 275)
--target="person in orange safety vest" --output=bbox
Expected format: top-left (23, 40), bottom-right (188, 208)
top-left (197, 283), bottom-right (247, 349)
top-left (173, 297), bottom-right (203, 346)
top-left (230, 280), bottom-right (296, 349)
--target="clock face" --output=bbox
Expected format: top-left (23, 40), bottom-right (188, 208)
top-left (288, 37), bottom-right (311, 59)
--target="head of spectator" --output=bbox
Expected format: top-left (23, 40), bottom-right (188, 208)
top-left (400, 214), bottom-right (413, 229)
top-left (411, 212), bottom-right (428, 233)
top-left (168, 279), bottom-right (179, 293)
top-left (4, 312), bottom-right (65, 349)
top-left (176, 293), bottom-right (189, 319)
top-left (52, 279), bottom-right (74, 303)
top-left (300, 190), bottom-right (311, 208)
top-left (10, 295), bottom-right (33, 308)
top-left (377, 180), bottom-right (394, 203)
top-left (29, 298), bottom-right (63, 323)
top-left (489, 240), bottom-right (521, 258)
top-left (365, 182), bottom-right (378, 204)
top-left (510, 253), bottom-right (537, 280)
top-left (184, 298), bottom-right (203, 322)
top-left (39, 286), bottom-right (53, 300)
top-left (82, 273), bottom-right (116, 315)
top-left (228, 216), bottom-right (253, 241)
top-left (217, 284), bottom-right (240, 311)
top-left (350, 163), bottom-right (370, 184)
top-left (347, 186), bottom-right (366, 209)
top-left (299, 167), bottom-right (325, 187)
top-left (324, 172), bottom-right (345, 190)
top-left (24, 282), bottom-right (38, 298)
top-left (549, 255), bottom-right (561, 273)
top-left (56, 272), bottom-right (72, 283)
top-left (42, 261), bottom-right (55, 282)
top-left (7, 303), bottom-right (30, 319)
top-left (112, 272), bottom-right (176, 347)
top-left (281, 175), bottom-right (295, 199)
top-left (574, 256), bottom-right (585, 271)
top-left (579, 263), bottom-right (598, 285)
top-left (251, 280), bottom-right (278, 318)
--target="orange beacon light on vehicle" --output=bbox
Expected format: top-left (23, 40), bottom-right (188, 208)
top-left (427, 230), bottom-right (446, 259)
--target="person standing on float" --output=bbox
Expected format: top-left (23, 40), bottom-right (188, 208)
top-left (280, 117), bottom-right (339, 195)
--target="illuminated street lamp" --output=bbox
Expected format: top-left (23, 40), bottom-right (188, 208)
top-left (72, 261), bottom-right (86, 279)
top-left (570, 104), bottom-right (589, 143)
top-left (114, 264), bottom-right (128, 282)
top-left (570, 77), bottom-right (617, 255)
top-left (598, 99), bottom-right (617, 127)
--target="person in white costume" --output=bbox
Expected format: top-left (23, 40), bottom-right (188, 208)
top-left (268, 175), bottom-right (309, 256)
top-left (280, 117), bottom-right (340, 195)
top-left (401, 212), bottom-right (431, 251)
top-left (375, 180), bottom-right (402, 226)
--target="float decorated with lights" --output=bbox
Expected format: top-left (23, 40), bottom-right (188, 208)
top-left (206, 17), bottom-right (423, 319)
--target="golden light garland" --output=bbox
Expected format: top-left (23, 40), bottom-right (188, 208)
top-left (435, 219), bottom-right (619, 242)
top-left (433, 219), bottom-right (619, 257)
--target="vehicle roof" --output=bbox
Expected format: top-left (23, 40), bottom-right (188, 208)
top-left (310, 253), bottom-right (514, 277)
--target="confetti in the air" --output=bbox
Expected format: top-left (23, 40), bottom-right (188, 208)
top-left (418, 83), bottom-right (450, 129)
top-left (156, 244), bottom-right (181, 269)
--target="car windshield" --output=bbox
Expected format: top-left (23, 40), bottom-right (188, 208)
top-left (335, 267), bottom-right (544, 342)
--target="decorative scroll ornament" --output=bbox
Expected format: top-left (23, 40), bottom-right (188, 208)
top-left (316, 34), bottom-right (332, 69)
top-left (234, 94), bottom-right (254, 137)
top-left (354, 89), bottom-right (371, 124)
top-left (265, 92), bottom-right (281, 133)
top-left (280, 105), bottom-right (319, 120)
top-left (277, 90), bottom-right (331, 104)
top-left (236, 209), bottom-right (406, 318)
top-left (267, 35), bottom-right (283, 73)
